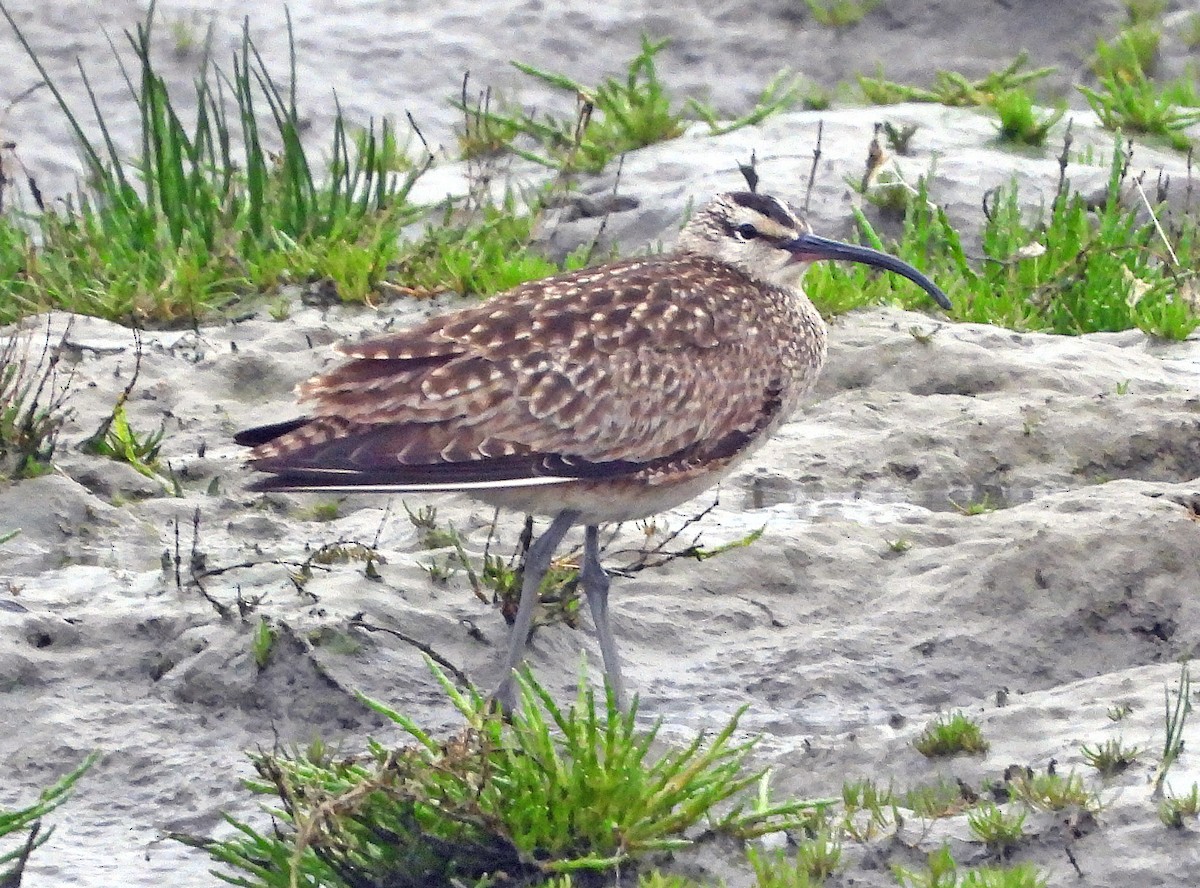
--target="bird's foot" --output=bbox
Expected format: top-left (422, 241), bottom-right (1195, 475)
top-left (488, 674), bottom-right (520, 718)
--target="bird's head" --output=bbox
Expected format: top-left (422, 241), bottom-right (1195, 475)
top-left (676, 191), bottom-right (951, 310)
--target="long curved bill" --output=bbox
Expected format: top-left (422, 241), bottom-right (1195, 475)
top-left (785, 233), bottom-right (952, 310)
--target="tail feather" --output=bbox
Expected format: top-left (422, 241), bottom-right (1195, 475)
top-left (235, 415), bottom-right (646, 491)
top-left (233, 417), bottom-right (312, 448)
top-left (246, 470), bottom-right (573, 494)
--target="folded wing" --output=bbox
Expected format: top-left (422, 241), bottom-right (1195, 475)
top-left (236, 256), bottom-right (788, 492)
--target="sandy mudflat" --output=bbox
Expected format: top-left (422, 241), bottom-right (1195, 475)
top-left (3, 1), bottom-right (1200, 886)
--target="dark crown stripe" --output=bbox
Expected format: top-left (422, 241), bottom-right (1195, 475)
top-left (728, 191), bottom-right (796, 228)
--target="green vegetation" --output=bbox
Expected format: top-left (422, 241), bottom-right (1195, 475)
top-left (859, 53), bottom-right (1056, 108)
top-left (251, 617), bottom-right (277, 669)
top-left (1162, 76), bottom-right (1200, 110)
top-left (1079, 64), bottom-right (1200, 151)
top-left (298, 501), bottom-right (341, 522)
top-left (84, 404), bottom-right (164, 480)
top-left (404, 500), bottom-right (763, 635)
top-left (841, 778), bottom-right (897, 839)
top-left (1159, 782), bottom-right (1200, 828)
top-left (913, 712), bottom-right (989, 757)
top-left (0, 13), bottom-right (802, 331)
top-left (0, 6), bottom-right (1194, 348)
top-left (4, 8), bottom-right (1200, 885)
top-left (804, 0), bottom-right (881, 28)
top-left (1107, 702), bottom-right (1134, 721)
top-left (2, 754), bottom-right (96, 883)
top-left (403, 503), bottom-right (461, 550)
top-left (951, 493), bottom-right (999, 516)
top-left (993, 89), bottom-right (1065, 146)
top-left (405, 504), bottom-right (586, 626)
top-left (635, 875), bottom-right (706, 888)
top-left (841, 775), bottom-right (983, 838)
top-left (1078, 3), bottom-right (1200, 151)
top-left (170, 653), bottom-right (1176, 883)
top-left (966, 803), bottom-right (1026, 856)
top-left (1093, 0), bottom-right (1166, 74)
top-left (815, 140), bottom-right (1200, 341)
top-left (882, 120), bottom-right (921, 154)
top-left (895, 847), bottom-right (1047, 888)
top-left (1005, 770), bottom-right (1096, 812)
top-left (456, 36), bottom-right (799, 171)
top-left (0, 2), bottom-right (428, 323)
top-left (456, 35), bottom-right (687, 171)
top-left (747, 835), bottom-right (842, 886)
top-left (393, 198), bottom-right (591, 297)
top-left (197, 662), bottom-right (825, 885)
top-left (75, 341), bottom-right (177, 490)
top-left (0, 324), bottom-right (71, 480)
top-left (860, 40), bottom-right (1195, 154)
top-left (903, 776), bottom-right (976, 818)
top-left (1080, 737), bottom-right (1141, 777)
top-left (1124, 0), bottom-right (1167, 24)
top-left (1092, 23), bottom-right (1160, 81)
top-left (0, 2), bottom-right (607, 327)
top-left (688, 70), bottom-right (816, 134)
top-left (1152, 662), bottom-right (1191, 796)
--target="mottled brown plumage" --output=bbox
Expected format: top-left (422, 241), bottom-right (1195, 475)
top-left (237, 191), bottom-right (950, 709)
top-left (244, 253), bottom-right (824, 521)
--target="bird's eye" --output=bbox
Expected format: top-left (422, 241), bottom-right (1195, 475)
top-left (735, 223), bottom-right (759, 240)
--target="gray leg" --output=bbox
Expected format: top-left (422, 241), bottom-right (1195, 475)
top-left (492, 509), bottom-right (578, 712)
top-left (581, 524), bottom-right (628, 711)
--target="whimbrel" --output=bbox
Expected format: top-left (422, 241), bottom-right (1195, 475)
top-left (236, 191), bottom-right (950, 710)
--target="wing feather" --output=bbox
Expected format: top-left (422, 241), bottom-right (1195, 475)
top-left (243, 254), bottom-right (800, 488)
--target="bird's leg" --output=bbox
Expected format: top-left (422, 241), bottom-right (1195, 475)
top-left (491, 509), bottom-right (579, 712)
top-left (580, 524), bottom-right (627, 712)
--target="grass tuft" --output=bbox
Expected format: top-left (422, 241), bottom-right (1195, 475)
top-left (1079, 64), bottom-right (1200, 151)
top-left (197, 661), bottom-right (823, 885)
top-left (993, 89), bottom-right (1065, 146)
top-left (3, 7), bottom-right (1196, 354)
top-left (894, 845), bottom-right (1048, 888)
top-left (84, 403), bottom-right (165, 480)
top-left (804, 0), bottom-right (881, 28)
top-left (0, 0), bottom-right (428, 324)
top-left (456, 36), bottom-right (797, 172)
top-left (951, 493), bottom-right (999, 516)
top-left (913, 712), bottom-right (989, 757)
top-left (966, 802), bottom-right (1026, 856)
top-left (859, 53), bottom-right (1057, 108)
top-left (747, 832), bottom-right (842, 885)
top-left (251, 617), bottom-right (276, 669)
top-left (393, 195), bottom-right (591, 298)
top-left (1124, 0), bottom-right (1167, 24)
top-left (454, 36), bottom-right (688, 173)
top-left (0, 322), bottom-right (73, 480)
top-left (636, 873), bottom-right (707, 888)
top-left (1006, 770), bottom-right (1096, 812)
top-left (1080, 737), bottom-right (1141, 777)
top-left (1159, 782), bottom-right (1200, 828)
top-left (813, 139), bottom-right (1200, 341)
top-left (903, 776), bottom-right (977, 818)
top-left (841, 778), bottom-right (897, 840)
top-left (1092, 22), bottom-right (1161, 81)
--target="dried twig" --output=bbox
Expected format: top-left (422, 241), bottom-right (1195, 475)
top-left (349, 615), bottom-right (474, 691)
top-left (803, 120), bottom-right (823, 214)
